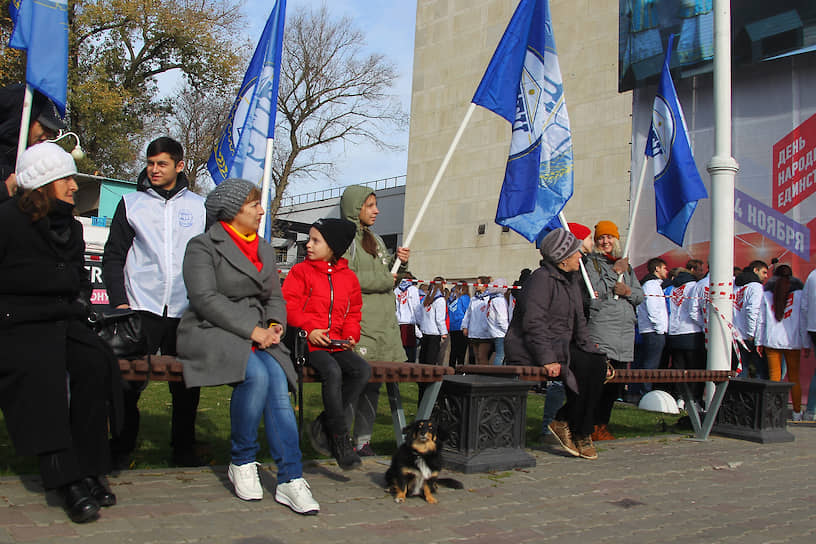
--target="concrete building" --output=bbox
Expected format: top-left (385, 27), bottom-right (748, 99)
top-left (404, 0), bottom-right (632, 283)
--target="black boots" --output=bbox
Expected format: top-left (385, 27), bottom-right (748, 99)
top-left (58, 481), bottom-right (99, 523)
top-left (330, 432), bottom-right (362, 470)
top-left (82, 476), bottom-right (117, 507)
top-left (58, 476), bottom-right (116, 523)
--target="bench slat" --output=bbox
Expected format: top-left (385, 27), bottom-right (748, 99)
top-left (456, 364), bottom-right (733, 383)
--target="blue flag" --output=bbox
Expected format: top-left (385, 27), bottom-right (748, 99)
top-left (208, 0), bottom-right (286, 185)
top-left (646, 35), bottom-right (708, 246)
top-left (472, 0), bottom-right (573, 242)
top-left (8, 0), bottom-right (69, 115)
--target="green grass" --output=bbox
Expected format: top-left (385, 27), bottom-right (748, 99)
top-left (0, 383), bottom-right (684, 476)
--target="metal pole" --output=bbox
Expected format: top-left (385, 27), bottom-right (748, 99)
top-left (259, 138), bottom-right (275, 239)
top-left (16, 85), bottom-right (34, 161)
top-left (705, 0), bottom-right (739, 400)
top-left (391, 103), bottom-right (477, 274)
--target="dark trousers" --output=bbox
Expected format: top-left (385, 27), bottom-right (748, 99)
top-left (668, 332), bottom-right (707, 401)
top-left (594, 358), bottom-right (628, 425)
top-left (631, 333), bottom-right (666, 396)
top-left (39, 338), bottom-right (112, 489)
top-left (399, 324), bottom-right (417, 362)
top-left (733, 339), bottom-right (768, 379)
top-left (307, 349), bottom-right (371, 436)
top-left (418, 334), bottom-right (442, 399)
top-left (110, 311), bottom-right (200, 456)
top-left (556, 346), bottom-right (607, 437)
top-left (448, 330), bottom-right (468, 367)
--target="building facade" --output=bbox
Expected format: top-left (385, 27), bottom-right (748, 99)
top-left (404, 0), bottom-right (633, 283)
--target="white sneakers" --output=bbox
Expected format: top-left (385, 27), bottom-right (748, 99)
top-left (792, 410), bottom-right (803, 422)
top-left (275, 477), bottom-right (320, 515)
top-left (228, 463), bottom-right (319, 515)
top-left (228, 462), bottom-right (263, 501)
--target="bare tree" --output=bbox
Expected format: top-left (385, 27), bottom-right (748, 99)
top-left (167, 82), bottom-right (237, 195)
top-left (269, 4), bottom-right (407, 217)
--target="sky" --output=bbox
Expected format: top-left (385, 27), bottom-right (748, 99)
top-left (233, 0), bottom-right (417, 197)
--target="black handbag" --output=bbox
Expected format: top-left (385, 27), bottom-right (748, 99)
top-left (89, 308), bottom-right (148, 359)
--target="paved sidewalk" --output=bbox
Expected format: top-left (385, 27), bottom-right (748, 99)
top-left (1, 425), bottom-right (815, 544)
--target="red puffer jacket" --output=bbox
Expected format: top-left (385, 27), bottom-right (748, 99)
top-left (282, 258), bottom-right (362, 352)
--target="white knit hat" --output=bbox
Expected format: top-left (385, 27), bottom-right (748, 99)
top-left (16, 142), bottom-right (77, 190)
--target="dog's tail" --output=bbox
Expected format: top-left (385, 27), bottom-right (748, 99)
top-left (437, 477), bottom-right (464, 489)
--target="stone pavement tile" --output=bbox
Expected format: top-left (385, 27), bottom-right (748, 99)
top-left (7, 523), bottom-right (77, 542)
top-left (0, 506), bottom-right (41, 527)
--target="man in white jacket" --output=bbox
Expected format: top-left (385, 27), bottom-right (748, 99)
top-left (632, 258), bottom-right (669, 401)
top-left (733, 261), bottom-right (768, 378)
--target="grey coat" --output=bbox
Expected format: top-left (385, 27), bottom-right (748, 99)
top-left (176, 223), bottom-right (296, 389)
top-left (583, 253), bottom-right (644, 362)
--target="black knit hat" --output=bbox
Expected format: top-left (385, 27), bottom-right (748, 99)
top-left (313, 218), bottom-right (357, 258)
top-left (205, 178), bottom-right (257, 229)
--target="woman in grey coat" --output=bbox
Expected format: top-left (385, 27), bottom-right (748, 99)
top-left (177, 179), bottom-right (318, 515)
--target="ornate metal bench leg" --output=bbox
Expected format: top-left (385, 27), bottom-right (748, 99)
top-left (417, 381), bottom-right (442, 421)
top-left (697, 381), bottom-right (729, 440)
top-left (386, 383), bottom-right (406, 447)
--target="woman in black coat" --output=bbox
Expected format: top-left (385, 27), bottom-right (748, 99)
top-left (505, 228), bottom-right (607, 460)
top-left (0, 143), bottom-right (120, 523)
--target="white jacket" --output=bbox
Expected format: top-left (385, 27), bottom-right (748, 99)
top-left (755, 290), bottom-right (811, 350)
top-left (803, 269), bottom-right (816, 333)
top-left (417, 295), bottom-right (447, 336)
top-left (637, 278), bottom-right (668, 334)
top-left (733, 281), bottom-right (763, 340)
top-left (688, 275), bottom-right (710, 330)
top-left (394, 284), bottom-right (421, 325)
top-left (462, 293), bottom-right (507, 339)
top-left (668, 280), bottom-right (703, 336)
top-left (123, 187), bottom-right (205, 318)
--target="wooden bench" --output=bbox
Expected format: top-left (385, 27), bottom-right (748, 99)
top-left (118, 356), bottom-right (453, 446)
top-left (455, 365), bottom-right (734, 440)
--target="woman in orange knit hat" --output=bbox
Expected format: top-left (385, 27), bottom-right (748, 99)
top-left (583, 220), bottom-right (643, 441)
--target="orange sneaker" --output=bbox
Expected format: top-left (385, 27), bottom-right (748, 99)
top-left (591, 424), bottom-right (616, 441)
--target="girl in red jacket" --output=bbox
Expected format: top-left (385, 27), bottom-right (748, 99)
top-left (282, 218), bottom-right (371, 470)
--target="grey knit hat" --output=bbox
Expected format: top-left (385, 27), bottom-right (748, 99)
top-left (539, 228), bottom-right (582, 264)
top-left (205, 178), bottom-right (258, 229)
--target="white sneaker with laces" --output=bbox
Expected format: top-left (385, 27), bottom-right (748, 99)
top-left (792, 410), bottom-right (803, 422)
top-left (275, 477), bottom-right (320, 515)
top-left (228, 462), bottom-right (263, 501)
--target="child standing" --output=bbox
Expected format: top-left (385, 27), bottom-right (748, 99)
top-left (282, 218), bottom-right (371, 470)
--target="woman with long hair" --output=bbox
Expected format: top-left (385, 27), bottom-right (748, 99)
top-left (755, 265), bottom-right (812, 420)
top-left (417, 276), bottom-right (448, 365)
top-left (340, 185), bottom-right (410, 456)
top-left (0, 143), bottom-right (121, 523)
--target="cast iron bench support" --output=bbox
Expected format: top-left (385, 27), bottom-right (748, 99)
top-left (455, 365), bottom-right (734, 441)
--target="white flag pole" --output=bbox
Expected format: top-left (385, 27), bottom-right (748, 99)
top-left (613, 155), bottom-right (649, 299)
top-left (259, 138), bottom-right (275, 239)
top-left (16, 85), bottom-right (34, 162)
top-left (390, 102), bottom-right (477, 274)
top-left (557, 211), bottom-right (596, 299)
top-left (705, 0), bottom-right (739, 403)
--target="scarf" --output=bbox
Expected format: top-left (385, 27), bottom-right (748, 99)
top-left (222, 221), bottom-right (262, 272)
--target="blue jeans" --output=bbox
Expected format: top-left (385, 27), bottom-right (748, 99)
top-left (541, 381), bottom-right (566, 435)
top-left (631, 332), bottom-right (666, 397)
top-left (492, 337), bottom-right (505, 366)
top-left (230, 350), bottom-right (302, 483)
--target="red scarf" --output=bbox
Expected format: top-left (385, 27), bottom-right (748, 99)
top-left (222, 221), bottom-right (262, 271)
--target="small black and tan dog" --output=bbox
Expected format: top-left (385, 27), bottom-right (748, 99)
top-left (385, 419), bottom-right (461, 504)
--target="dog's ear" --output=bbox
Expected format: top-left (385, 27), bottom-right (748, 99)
top-left (401, 421), bottom-right (417, 438)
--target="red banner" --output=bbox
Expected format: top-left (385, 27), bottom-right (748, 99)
top-left (772, 112), bottom-right (816, 212)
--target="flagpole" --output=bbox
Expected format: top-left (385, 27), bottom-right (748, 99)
top-left (16, 85), bottom-right (34, 161)
top-left (705, 0), bottom-right (739, 399)
top-left (259, 138), bottom-right (275, 239)
top-left (390, 102), bottom-right (477, 275)
top-left (557, 211), bottom-right (596, 299)
top-left (613, 155), bottom-right (649, 299)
